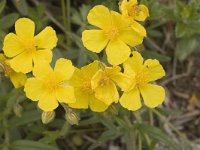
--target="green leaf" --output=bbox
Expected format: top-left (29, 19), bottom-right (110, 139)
top-left (176, 37), bottom-right (198, 61)
top-left (9, 110), bottom-right (41, 126)
top-left (175, 23), bottom-right (187, 38)
top-left (12, 0), bottom-right (28, 15)
top-left (136, 123), bottom-right (179, 150)
top-left (88, 129), bottom-right (122, 150)
top-left (11, 140), bottom-right (58, 150)
top-left (0, 0), bottom-right (6, 14)
top-left (0, 13), bottom-right (19, 30)
top-left (142, 50), bottom-right (171, 62)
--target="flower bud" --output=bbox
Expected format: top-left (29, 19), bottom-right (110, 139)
top-left (0, 61), bottom-right (5, 73)
top-left (65, 109), bottom-right (80, 125)
top-left (13, 104), bottom-right (23, 117)
top-left (109, 105), bottom-right (118, 115)
top-left (41, 111), bottom-right (55, 124)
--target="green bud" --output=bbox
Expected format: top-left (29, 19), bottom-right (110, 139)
top-left (65, 109), bottom-right (80, 125)
top-left (41, 111), bottom-right (55, 124)
top-left (109, 105), bottom-right (118, 115)
top-left (13, 104), bottom-right (23, 117)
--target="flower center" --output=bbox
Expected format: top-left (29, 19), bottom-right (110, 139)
top-left (128, 4), bottom-right (141, 17)
top-left (104, 26), bottom-right (119, 40)
top-left (24, 38), bottom-right (36, 51)
top-left (82, 81), bottom-right (93, 94)
top-left (135, 70), bottom-right (149, 87)
top-left (99, 75), bottom-right (109, 86)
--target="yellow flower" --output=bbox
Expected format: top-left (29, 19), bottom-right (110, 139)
top-left (82, 5), bottom-right (144, 66)
top-left (0, 53), bottom-right (27, 88)
top-left (91, 64), bottom-right (132, 105)
top-left (3, 18), bottom-right (58, 73)
top-left (119, 51), bottom-right (166, 111)
top-left (119, 0), bottom-right (149, 22)
top-left (24, 58), bottom-right (76, 111)
top-left (119, 0), bottom-right (149, 37)
top-left (69, 61), bottom-right (109, 112)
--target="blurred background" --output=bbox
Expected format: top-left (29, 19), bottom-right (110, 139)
top-left (0, 0), bottom-right (200, 150)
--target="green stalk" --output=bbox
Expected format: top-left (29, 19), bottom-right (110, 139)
top-left (61, 0), bottom-right (71, 46)
top-left (3, 118), bottom-right (9, 146)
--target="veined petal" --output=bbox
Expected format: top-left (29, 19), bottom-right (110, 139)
top-left (89, 96), bottom-right (109, 112)
top-left (82, 30), bottom-right (109, 53)
top-left (68, 88), bottom-right (89, 109)
top-left (144, 59), bottom-right (165, 82)
top-left (93, 81), bottom-right (119, 105)
top-left (119, 27), bottom-right (144, 47)
top-left (3, 33), bottom-right (25, 57)
top-left (10, 72), bottom-right (27, 88)
top-left (106, 39), bottom-right (131, 65)
top-left (123, 51), bottom-right (144, 75)
top-left (56, 86), bottom-right (76, 104)
top-left (34, 26), bottom-right (58, 51)
top-left (33, 50), bottom-right (52, 65)
top-left (15, 18), bottom-right (35, 39)
top-left (119, 87), bottom-right (141, 111)
top-left (87, 5), bottom-right (111, 29)
top-left (38, 92), bottom-right (58, 111)
top-left (131, 21), bottom-right (146, 37)
top-left (24, 78), bottom-right (44, 101)
top-left (140, 84), bottom-right (165, 108)
top-left (54, 58), bottom-right (75, 81)
top-left (135, 5), bottom-right (149, 21)
top-left (9, 50), bottom-right (33, 73)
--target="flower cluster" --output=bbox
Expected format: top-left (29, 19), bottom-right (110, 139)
top-left (1, 0), bottom-right (165, 114)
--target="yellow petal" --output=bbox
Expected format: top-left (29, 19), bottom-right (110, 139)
top-left (33, 50), bottom-right (52, 65)
top-left (135, 5), bottom-right (149, 21)
top-left (38, 93), bottom-right (58, 111)
top-left (119, 27), bottom-right (144, 47)
top-left (3, 33), bottom-right (25, 57)
top-left (111, 72), bottom-right (134, 92)
top-left (56, 86), bottom-right (76, 104)
top-left (34, 26), bottom-right (58, 51)
top-left (131, 21), bottom-right (146, 37)
top-left (54, 58), bottom-right (75, 81)
top-left (104, 66), bottom-right (133, 91)
top-left (89, 96), bottom-right (108, 112)
top-left (68, 88), bottom-right (89, 109)
top-left (9, 50), bottom-right (33, 73)
top-left (106, 39), bottom-right (131, 65)
top-left (91, 69), bottom-right (103, 90)
top-left (24, 78), bottom-right (44, 101)
top-left (140, 84), bottom-right (165, 108)
top-left (144, 59), bottom-right (165, 82)
top-left (81, 60), bottom-right (100, 77)
top-left (93, 81), bottom-right (119, 105)
top-left (123, 51), bottom-right (143, 75)
top-left (10, 72), bottom-right (27, 88)
top-left (33, 63), bottom-right (53, 79)
top-left (87, 5), bottom-right (111, 29)
top-left (82, 30), bottom-right (109, 53)
top-left (119, 87), bottom-right (141, 111)
top-left (110, 11), bottom-right (131, 29)
top-left (15, 18), bottom-right (35, 39)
